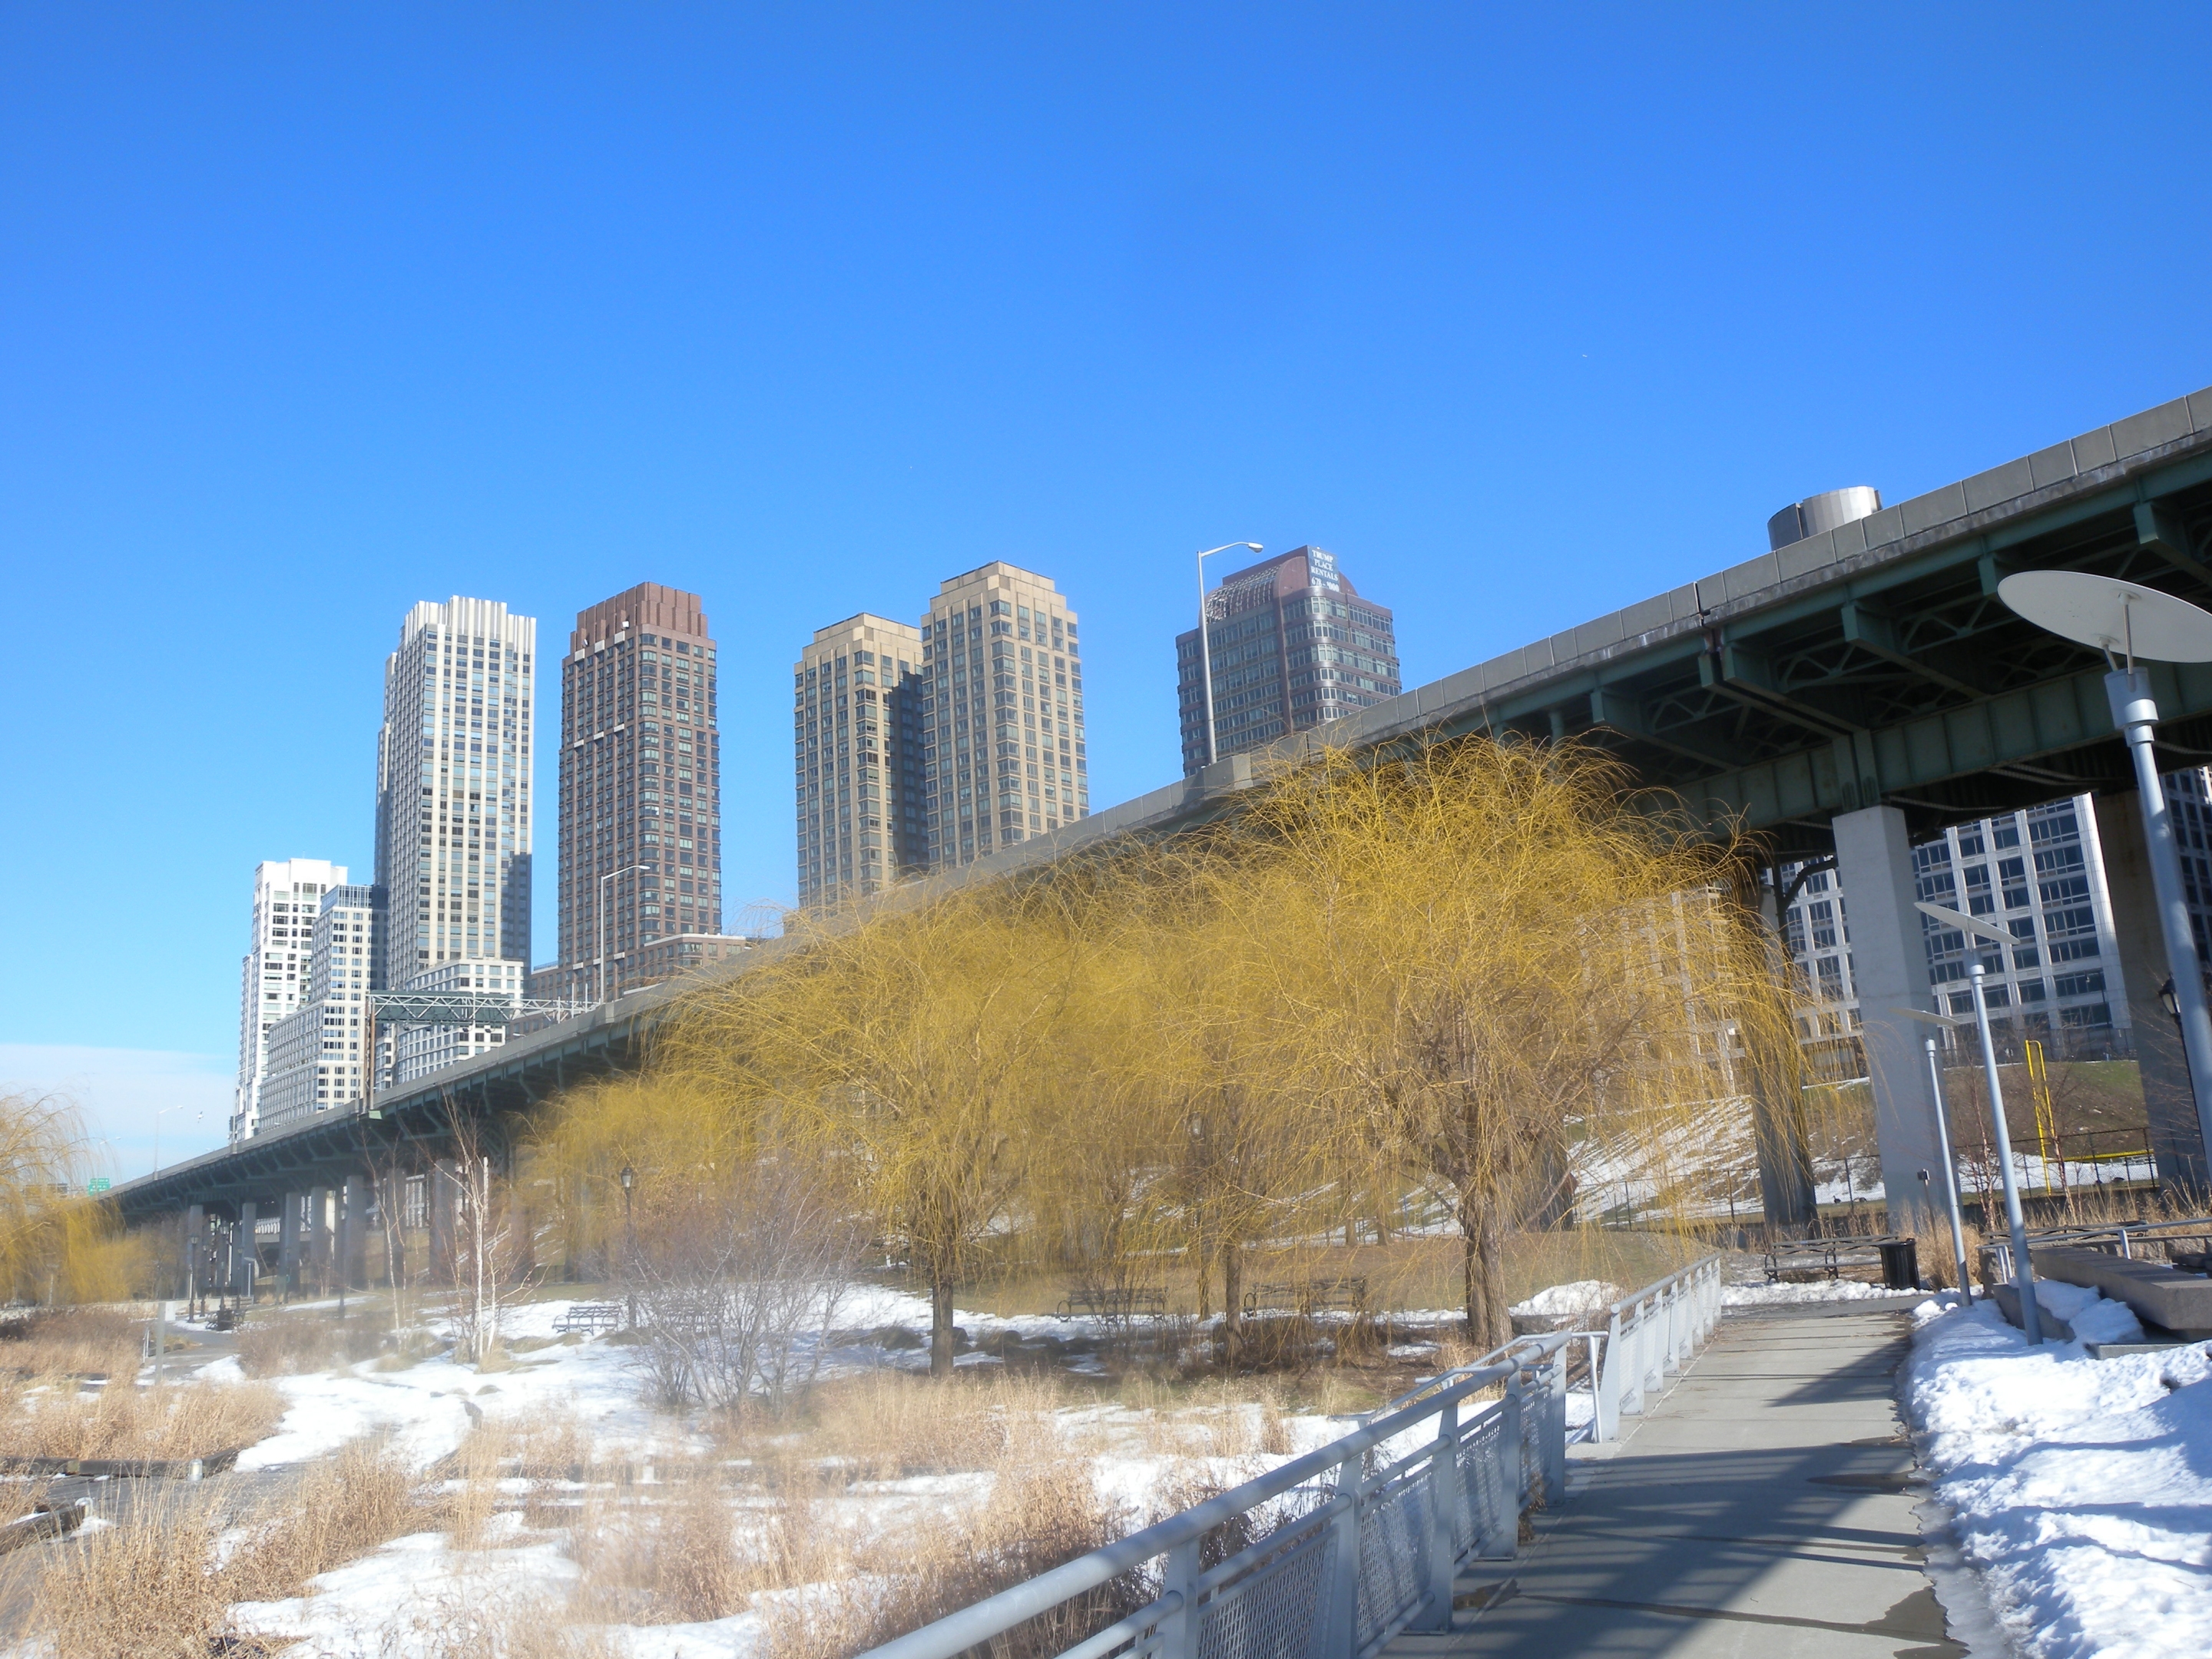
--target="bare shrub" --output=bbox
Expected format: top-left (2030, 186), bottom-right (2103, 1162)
top-left (223, 1438), bottom-right (419, 1604)
top-left (29, 1483), bottom-right (232, 1659)
top-left (630, 1158), bottom-right (856, 1417)
top-left (794, 1369), bottom-right (1068, 1479)
top-left (571, 1471), bottom-right (744, 1625)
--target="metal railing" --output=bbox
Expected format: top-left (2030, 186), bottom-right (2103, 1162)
top-left (859, 1255), bottom-right (1724, 1659)
top-left (1982, 1213), bottom-right (2212, 1283)
top-left (1594, 1255), bottom-right (1723, 1443)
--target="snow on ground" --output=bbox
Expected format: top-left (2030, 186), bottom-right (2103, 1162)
top-left (1906, 1294), bottom-right (2212, 1659)
top-left (1721, 1277), bottom-right (1898, 1307)
top-left (1509, 1280), bottom-right (1619, 1321)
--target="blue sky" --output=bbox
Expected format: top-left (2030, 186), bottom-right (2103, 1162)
top-left (5, 4), bottom-right (2212, 1169)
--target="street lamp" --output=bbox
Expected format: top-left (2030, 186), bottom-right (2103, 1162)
top-left (1998, 571), bottom-right (2212, 1179)
top-left (1194, 543), bottom-right (1264, 768)
top-left (1890, 1005), bottom-right (1982, 1300)
top-left (1915, 900), bottom-right (2041, 1343)
top-left (597, 863), bottom-right (651, 1005)
top-left (152, 1104), bottom-right (200, 1176)
top-left (619, 1164), bottom-right (636, 1328)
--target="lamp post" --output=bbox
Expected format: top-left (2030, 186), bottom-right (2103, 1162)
top-left (1998, 571), bottom-right (2212, 1183)
top-left (597, 863), bottom-right (650, 1005)
top-left (152, 1104), bottom-right (199, 1176)
top-left (1889, 1006), bottom-right (1982, 1300)
top-left (1194, 543), bottom-right (1263, 768)
top-left (619, 1164), bottom-right (636, 1328)
top-left (1916, 901), bottom-right (2041, 1343)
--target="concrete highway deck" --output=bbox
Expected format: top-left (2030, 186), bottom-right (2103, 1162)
top-left (1388, 1303), bottom-right (1976, 1659)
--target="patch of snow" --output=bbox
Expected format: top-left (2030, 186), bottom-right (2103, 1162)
top-left (1722, 1278), bottom-right (1894, 1307)
top-left (1510, 1280), bottom-right (1621, 1319)
top-left (1905, 1296), bottom-right (2212, 1657)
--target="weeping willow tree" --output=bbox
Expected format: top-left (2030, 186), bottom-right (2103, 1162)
top-left (540, 733), bottom-right (1800, 1366)
top-left (1219, 740), bottom-right (1801, 1346)
top-left (0, 1088), bottom-right (120, 1303)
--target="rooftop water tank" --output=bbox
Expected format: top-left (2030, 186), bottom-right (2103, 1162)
top-left (1767, 485), bottom-right (1883, 551)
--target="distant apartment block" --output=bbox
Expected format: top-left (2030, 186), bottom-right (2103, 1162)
top-left (374, 598), bottom-right (536, 988)
top-left (230, 858), bottom-right (348, 1142)
top-left (1176, 547), bottom-right (1401, 775)
top-left (552, 583), bottom-right (723, 999)
top-left (253, 883), bottom-right (385, 1134)
top-left (794, 562), bottom-right (1083, 907)
top-left (1780, 793), bottom-right (2141, 1065)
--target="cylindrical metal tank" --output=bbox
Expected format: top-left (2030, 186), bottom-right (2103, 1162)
top-left (1767, 485), bottom-right (1883, 551)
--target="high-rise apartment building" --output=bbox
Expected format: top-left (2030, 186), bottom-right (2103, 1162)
top-left (231, 858), bottom-right (347, 1142)
top-left (919, 564), bottom-right (1087, 868)
top-left (794, 562), bottom-right (1084, 906)
top-left (794, 614), bottom-right (924, 906)
top-left (1778, 793), bottom-right (2137, 1067)
top-left (1175, 548), bottom-right (1402, 775)
top-left (253, 883), bottom-right (385, 1134)
top-left (373, 598), bottom-right (536, 996)
top-left (552, 583), bottom-right (723, 998)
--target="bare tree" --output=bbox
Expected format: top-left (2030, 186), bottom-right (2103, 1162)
top-left (628, 1156), bottom-right (859, 1416)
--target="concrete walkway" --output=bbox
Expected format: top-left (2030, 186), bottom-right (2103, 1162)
top-left (1388, 1303), bottom-right (1969, 1659)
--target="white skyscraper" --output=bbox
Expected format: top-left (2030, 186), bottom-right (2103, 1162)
top-left (232, 857), bottom-right (348, 1142)
top-left (373, 598), bottom-right (536, 1058)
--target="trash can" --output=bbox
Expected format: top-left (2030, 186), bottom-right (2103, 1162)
top-left (1877, 1238), bottom-right (1919, 1291)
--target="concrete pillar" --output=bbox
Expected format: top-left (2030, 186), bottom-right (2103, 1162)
top-left (1833, 805), bottom-right (1942, 1235)
top-left (339, 1174), bottom-right (369, 1290)
top-left (429, 1159), bottom-right (459, 1283)
top-left (277, 1193), bottom-right (300, 1290)
top-left (306, 1186), bottom-right (333, 1290)
top-left (184, 1204), bottom-right (204, 1303)
top-left (235, 1201), bottom-right (258, 1295)
top-left (2094, 790), bottom-right (2209, 1193)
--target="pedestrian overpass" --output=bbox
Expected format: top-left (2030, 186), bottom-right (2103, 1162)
top-left (118, 384), bottom-right (2212, 1241)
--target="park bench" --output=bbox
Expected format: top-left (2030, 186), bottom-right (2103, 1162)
top-left (1055, 1286), bottom-right (1167, 1323)
top-left (1763, 1237), bottom-right (1904, 1283)
top-left (1242, 1277), bottom-right (1369, 1318)
top-left (553, 1302), bottom-right (624, 1336)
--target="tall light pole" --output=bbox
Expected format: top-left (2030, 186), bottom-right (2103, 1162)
top-left (1917, 900), bottom-right (2041, 1343)
top-left (1194, 543), bottom-right (1263, 767)
top-left (597, 863), bottom-right (650, 1005)
top-left (1892, 1009), bottom-right (1980, 1300)
top-left (1998, 571), bottom-right (2212, 1183)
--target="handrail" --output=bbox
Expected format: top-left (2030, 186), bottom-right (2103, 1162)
top-left (861, 1361), bottom-right (1517, 1659)
top-left (856, 1253), bottom-right (1730, 1659)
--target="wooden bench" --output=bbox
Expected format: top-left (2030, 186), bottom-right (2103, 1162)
top-left (1243, 1277), bottom-right (1369, 1317)
top-left (1055, 1286), bottom-right (1167, 1323)
top-left (553, 1303), bottom-right (624, 1336)
top-left (1763, 1237), bottom-right (1902, 1283)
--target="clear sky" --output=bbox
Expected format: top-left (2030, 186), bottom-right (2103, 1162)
top-left (6, 4), bottom-right (2212, 1170)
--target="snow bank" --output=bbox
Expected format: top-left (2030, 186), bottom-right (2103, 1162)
top-left (1510, 1280), bottom-right (1619, 1320)
top-left (1905, 1296), bottom-right (2212, 1657)
top-left (1721, 1277), bottom-right (1893, 1307)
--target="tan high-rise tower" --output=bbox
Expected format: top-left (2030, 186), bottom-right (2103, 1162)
top-left (793, 561), bottom-right (1084, 906)
top-left (919, 564), bottom-right (1087, 867)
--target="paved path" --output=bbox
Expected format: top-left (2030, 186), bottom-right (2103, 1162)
top-left (1389, 1304), bottom-right (1970, 1659)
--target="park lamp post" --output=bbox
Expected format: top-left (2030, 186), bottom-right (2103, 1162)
top-left (597, 863), bottom-right (651, 1006)
top-left (1194, 543), bottom-right (1264, 767)
top-left (1889, 1005), bottom-right (1982, 1301)
top-left (1915, 900), bottom-right (2042, 1343)
top-left (1998, 571), bottom-right (2212, 1182)
top-left (620, 1163), bottom-right (636, 1328)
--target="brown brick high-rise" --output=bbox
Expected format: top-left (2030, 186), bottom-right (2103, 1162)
top-left (554, 583), bottom-right (722, 1000)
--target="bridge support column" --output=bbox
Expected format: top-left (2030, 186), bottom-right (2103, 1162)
top-left (339, 1174), bottom-right (370, 1289)
top-left (277, 1194), bottom-right (300, 1293)
top-left (2093, 790), bottom-right (2209, 1194)
top-left (235, 1202), bottom-right (257, 1296)
top-left (184, 1204), bottom-right (204, 1305)
top-left (306, 1187), bottom-right (333, 1292)
top-left (429, 1160), bottom-right (459, 1283)
top-left (1833, 804), bottom-right (1942, 1237)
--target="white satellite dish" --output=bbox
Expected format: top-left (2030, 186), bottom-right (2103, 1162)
top-left (1997, 571), bottom-right (2212, 666)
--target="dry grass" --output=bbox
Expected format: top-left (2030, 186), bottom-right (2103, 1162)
top-left (0, 1307), bottom-right (140, 1381)
top-left (25, 1438), bottom-right (424, 1657)
top-left (0, 1371), bottom-right (284, 1462)
top-left (234, 1310), bottom-right (386, 1377)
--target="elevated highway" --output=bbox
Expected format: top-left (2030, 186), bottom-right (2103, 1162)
top-left (118, 385), bottom-right (2212, 1234)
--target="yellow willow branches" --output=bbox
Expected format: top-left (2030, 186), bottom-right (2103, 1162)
top-left (540, 736), bottom-right (1802, 1363)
